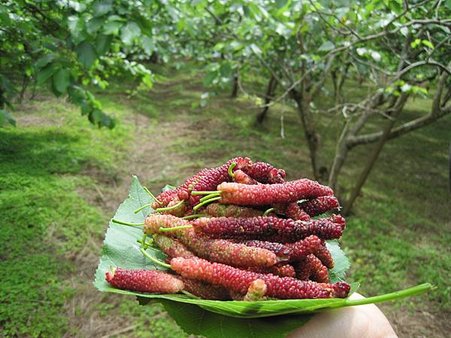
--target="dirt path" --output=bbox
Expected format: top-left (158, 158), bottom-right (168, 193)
top-left (62, 105), bottom-right (199, 336)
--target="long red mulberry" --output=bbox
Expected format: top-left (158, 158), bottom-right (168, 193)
top-left (243, 161), bottom-right (286, 183)
top-left (182, 278), bottom-right (231, 300)
top-left (242, 237), bottom-right (333, 268)
top-left (313, 242), bottom-right (335, 269)
top-left (170, 257), bottom-right (350, 299)
top-left (193, 216), bottom-right (343, 242)
top-left (153, 234), bottom-right (194, 259)
top-left (233, 169), bottom-right (259, 185)
top-left (307, 255), bottom-right (330, 283)
top-left (286, 235), bottom-right (334, 268)
top-left (284, 202), bottom-right (311, 221)
top-left (295, 255), bottom-right (330, 283)
top-left (247, 263), bottom-right (296, 278)
top-left (300, 196), bottom-right (340, 216)
top-left (152, 157), bottom-right (252, 209)
top-left (204, 203), bottom-right (264, 218)
top-left (240, 240), bottom-right (291, 258)
top-left (217, 179), bottom-right (333, 206)
top-left (105, 268), bottom-right (184, 293)
top-left (144, 214), bottom-right (280, 268)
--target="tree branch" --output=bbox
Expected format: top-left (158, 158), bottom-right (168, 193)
top-left (346, 72), bottom-right (450, 148)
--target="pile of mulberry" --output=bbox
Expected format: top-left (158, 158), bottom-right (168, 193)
top-left (106, 157), bottom-right (350, 301)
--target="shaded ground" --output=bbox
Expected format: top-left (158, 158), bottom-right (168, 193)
top-left (1, 67), bottom-right (449, 337)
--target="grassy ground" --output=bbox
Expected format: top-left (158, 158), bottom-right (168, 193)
top-left (0, 64), bottom-right (449, 337)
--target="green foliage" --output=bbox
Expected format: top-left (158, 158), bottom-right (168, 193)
top-left (0, 0), bottom-right (157, 127)
top-left (0, 109), bottom-right (16, 126)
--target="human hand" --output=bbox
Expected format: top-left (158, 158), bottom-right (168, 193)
top-left (287, 293), bottom-right (398, 338)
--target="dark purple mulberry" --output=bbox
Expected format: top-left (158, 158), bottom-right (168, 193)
top-left (284, 202), bottom-right (311, 221)
top-left (243, 162), bottom-right (286, 183)
top-left (300, 196), bottom-right (340, 216)
top-left (152, 157), bottom-right (252, 210)
top-left (193, 216), bottom-right (343, 242)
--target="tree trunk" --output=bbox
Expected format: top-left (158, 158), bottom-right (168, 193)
top-left (0, 86), bottom-right (5, 108)
top-left (343, 93), bottom-right (409, 215)
top-left (328, 120), bottom-right (351, 191)
top-left (30, 80), bottom-right (37, 100)
top-left (149, 52), bottom-right (159, 64)
top-left (335, 63), bottom-right (350, 104)
top-left (291, 89), bottom-right (321, 179)
top-left (331, 70), bottom-right (338, 102)
top-left (256, 75), bottom-right (277, 124)
top-left (19, 74), bottom-right (29, 104)
top-left (231, 72), bottom-right (239, 98)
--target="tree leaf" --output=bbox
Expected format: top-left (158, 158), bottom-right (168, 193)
top-left (52, 68), bottom-right (71, 95)
top-left (75, 42), bottom-right (98, 68)
top-left (36, 63), bottom-right (58, 85)
top-left (94, 177), bottom-right (433, 336)
top-left (142, 35), bottom-right (155, 55)
top-left (0, 109), bottom-right (16, 127)
top-left (121, 22), bottom-right (141, 45)
top-left (35, 54), bottom-right (56, 69)
top-left (326, 240), bottom-right (350, 282)
top-left (96, 34), bottom-right (113, 56)
top-left (93, 0), bottom-right (113, 17)
top-left (103, 19), bottom-right (123, 35)
top-left (421, 39), bottom-right (434, 49)
top-left (318, 41), bottom-right (335, 52)
top-left (161, 300), bottom-right (312, 338)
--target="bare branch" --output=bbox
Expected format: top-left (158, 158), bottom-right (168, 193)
top-left (395, 60), bottom-right (451, 80)
top-left (310, 54), bottom-right (336, 98)
top-left (346, 72), bottom-right (450, 148)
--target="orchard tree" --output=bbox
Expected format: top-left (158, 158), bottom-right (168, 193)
top-left (195, 0), bottom-right (450, 212)
top-left (0, 0), bottom-right (173, 127)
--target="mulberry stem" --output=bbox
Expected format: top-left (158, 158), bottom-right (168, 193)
top-left (140, 248), bottom-right (171, 269)
top-left (199, 192), bottom-right (220, 202)
top-left (155, 200), bottom-right (185, 212)
top-left (134, 204), bottom-right (151, 214)
top-left (263, 208), bottom-right (275, 216)
top-left (193, 196), bottom-right (221, 211)
top-left (112, 219), bottom-right (144, 226)
top-left (182, 214), bottom-right (206, 220)
top-left (191, 191), bottom-right (219, 195)
top-left (144, 186), bottom-right (161, 204)
top-left (228, 162), bottom-right (237, 178)
top-left (159, 225), bottom-right (193, 232)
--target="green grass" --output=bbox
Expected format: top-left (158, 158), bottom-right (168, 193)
top-left (0, 64), bottom-right (449, 337)
top-left (0, 98), bottom-right (185, 337)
